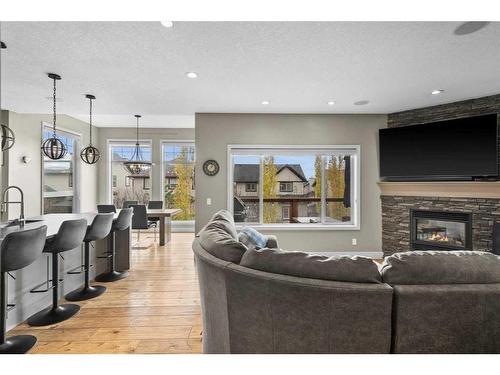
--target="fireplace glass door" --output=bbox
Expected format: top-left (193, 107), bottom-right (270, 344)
top-left (411, 210), bottom-right (472, 251)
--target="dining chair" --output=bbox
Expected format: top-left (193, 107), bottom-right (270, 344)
top-left (147, 200), bottom-right (163, 242)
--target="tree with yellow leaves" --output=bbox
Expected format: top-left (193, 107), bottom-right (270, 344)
top-left (326, 155), bottom-right (350, 221)
top-left (172, 147), bottom-right (195, 220)
top-left (263, 156), bottom-right (279, 223)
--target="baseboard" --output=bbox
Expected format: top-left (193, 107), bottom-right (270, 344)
top-left (308, 251), bottom-right (383, 259)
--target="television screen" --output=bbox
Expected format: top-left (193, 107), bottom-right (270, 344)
top-left (379, 114), bottom-right (498, 180)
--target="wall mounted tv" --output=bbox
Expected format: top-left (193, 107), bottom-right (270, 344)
top-left (379, 113), bottom-right (498, 181)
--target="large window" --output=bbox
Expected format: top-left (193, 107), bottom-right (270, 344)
top-left (109, 141), bottom-right (152, 208)
top-left (229, 146), bottom-right (359, 228)
top-left (162, 142), bottom-right (195, 221)
top-left (42, 126), bottom-right (80, 214)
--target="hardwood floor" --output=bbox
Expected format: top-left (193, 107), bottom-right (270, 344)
top-left (10, 232), bottom-right (202, 354)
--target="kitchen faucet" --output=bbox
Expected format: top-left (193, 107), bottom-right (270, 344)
top-left (1, 186), bottom-right (25, 226)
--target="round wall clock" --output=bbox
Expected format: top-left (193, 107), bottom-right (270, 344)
top-left (203, 160), bottom-right (220, 176)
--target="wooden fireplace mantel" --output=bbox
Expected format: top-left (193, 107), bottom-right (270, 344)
top-left (378, 181), bottom-right (500, 199)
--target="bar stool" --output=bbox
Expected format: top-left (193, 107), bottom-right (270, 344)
top-left (95, 208), bottom-right (133, 282)
top-left (97, 204), bottom-right (116, 213)
top-left (27, 219), bottom-right (87, 327)
top-left (0, 226), bottom-right (47, 354)
top-left (65, 213), bottom-right (114, 301)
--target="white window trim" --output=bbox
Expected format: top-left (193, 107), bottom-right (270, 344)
top-left (160, 140), bottom-right (196, 228)
top-left (227, 144), bottom-right (361, 231)
top-left (106, 138), bottom-right (153, 204)
top-left (41, 122), bottom-right (82, 214)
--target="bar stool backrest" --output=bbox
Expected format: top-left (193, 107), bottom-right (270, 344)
top-left (85, 213), bottom-right (114, 242)
top-left (122, 200), bottom-right (138, 209)
top-left (131, 205), bottom-right (149, 230)
top-left (47, 219), bottom-right (87, 253)
top-left (1, 225), bottom-right (47, 272)
top-left (113, 208), bottom-right (133, 232)
top-left (97, 204), bottom-right (116, 213)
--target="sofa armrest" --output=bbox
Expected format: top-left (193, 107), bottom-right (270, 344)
top-left (265, 235), bottom-right (279, 249)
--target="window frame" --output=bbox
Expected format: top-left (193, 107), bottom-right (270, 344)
top-left (279, 182), bottom-right (293, 193)
top-left (245, 182), bottom-right (257, 192)
top-left (227, 144), bottom-right (361, 230)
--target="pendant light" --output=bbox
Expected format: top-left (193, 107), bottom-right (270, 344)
top-left (0, 40), bottom-right (15, 151)
top-left (41, 73), bottom-right (67, 160)
top-left (80, 94), bottom-right (100, 164)
top-left (122, 115), bottom-right (152, 176)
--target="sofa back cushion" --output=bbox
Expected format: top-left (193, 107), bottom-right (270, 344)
top-left (197, 209), bottom-right (248, 263)
top-left (381, 251), bottom-right (500, 285)
top-left (240, 248), bottom-right (382, 283)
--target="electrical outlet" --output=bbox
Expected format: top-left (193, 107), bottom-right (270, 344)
top-left (206, 198), bottom-right (212, 206)
top-left (352, 238), bottom-right (357, 246)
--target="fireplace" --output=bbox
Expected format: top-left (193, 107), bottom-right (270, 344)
top-left (410, 209), bottom-right (472, 251)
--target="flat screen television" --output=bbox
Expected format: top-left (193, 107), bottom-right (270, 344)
top-left (379, 114), bottom-right (498, 181)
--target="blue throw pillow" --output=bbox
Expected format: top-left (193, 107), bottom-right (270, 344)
top-left (238, 226), bottom-right (267, 250)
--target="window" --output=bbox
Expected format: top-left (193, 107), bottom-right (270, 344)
top-left (229, 145), bottom-right (359, 228)
top-left (42, 125), bottom-right (80, 214)
top-left (245, 183), bottom-right (257, 192)
top-left (162, 142), bottom-right (195, 221)
top-left (279, 182), bottom-right (293, 192)
top-left (109, 141), bottom-right (152, 208)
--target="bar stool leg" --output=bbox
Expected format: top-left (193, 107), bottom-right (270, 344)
top-left (95, 231), bottom-right (128, 282)
top-left (65, 242), bottom-right (106, 301)
top-left (0, 272), bottom-right (37, 354)
top-left (27, 254), bottom-right (80, 327)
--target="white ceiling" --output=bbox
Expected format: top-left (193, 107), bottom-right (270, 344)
top-left (1, 21), bottom-right (500, 128)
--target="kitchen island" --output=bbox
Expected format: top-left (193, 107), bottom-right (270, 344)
top-left (0, 213), bottom-right (131, 331)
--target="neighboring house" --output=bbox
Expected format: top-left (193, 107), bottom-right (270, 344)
top-left (233, 164), bottom-right (317, 223)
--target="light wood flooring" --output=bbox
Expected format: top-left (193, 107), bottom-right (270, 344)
top-left (10, 232), bottom-right (202, 354)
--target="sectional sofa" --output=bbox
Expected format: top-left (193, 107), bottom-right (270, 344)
top-left (193, 210), bottom-right (500, 354)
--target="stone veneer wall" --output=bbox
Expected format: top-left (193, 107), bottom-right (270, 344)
top-left (381, 196), bottom-right (500, 256)
top-left (382, 94), bottom-right (500, 256)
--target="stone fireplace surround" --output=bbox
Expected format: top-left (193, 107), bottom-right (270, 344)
top-left (381, 94), bottom-right (500, 257)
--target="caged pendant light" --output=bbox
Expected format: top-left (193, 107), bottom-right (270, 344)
top-left (41, 73), bottom-right (67, 160)
top-left (122, 115), bottom-right (152, 176)
top-left (80, 94), bottom-right (100, 164)
top-left (0, 40), bottom-right (15, 151)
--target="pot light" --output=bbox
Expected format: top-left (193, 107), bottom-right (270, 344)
top-left (327, 101), bottom-right (335, 106)
top-left (186, 72), bottom-right (198, 79)
top-left (261, 100), bottom-right (270, 105)
top-left (431, 89), bottom-right (444, 95)
top-left (161, 21), bottom-right (174, 28)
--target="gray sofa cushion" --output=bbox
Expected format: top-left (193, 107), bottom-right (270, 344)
top-left (240, 248), bottom-right (382, 283)
top-left (198, 209), bottom-right (248, 263)
top-left (381, 251), bottom-right (500, 285)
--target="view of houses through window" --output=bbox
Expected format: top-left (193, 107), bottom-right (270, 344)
top-left (42, 126), bottom-right (80, 214)
top-left (110, 141), bottom-right (152, 208)
top-left (162, 142), bottom-right (195, 221)
top-left (231, 147), bottom-right (357, 226)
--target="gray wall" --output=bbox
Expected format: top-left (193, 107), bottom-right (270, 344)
top-left (1, 111), bottom-right (101, 330)
top-left (96, 127), bottom-right (195, 204)
top-left (195, 113), bottom-right (387, 253)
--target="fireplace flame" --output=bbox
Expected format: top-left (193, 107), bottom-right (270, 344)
top-left (430, 232), bottom-right (449, 242)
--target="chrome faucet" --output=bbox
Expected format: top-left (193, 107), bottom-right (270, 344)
top-left (1, 186), bottom-right (25, 226)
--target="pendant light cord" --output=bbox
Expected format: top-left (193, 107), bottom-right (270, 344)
top-left (89, 97), bottom-right (93, 145)
top-left (52, 77), bottom-right (57, 136)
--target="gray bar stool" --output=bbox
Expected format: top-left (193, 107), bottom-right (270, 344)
top-left (65, 213), bottom-right (114, 301)
top-left (95, 208), bottom-right (133, 282)
top-left (27, 219), bottom-right (87, 327)
top-left (0, 226), bottom-right (47, 354)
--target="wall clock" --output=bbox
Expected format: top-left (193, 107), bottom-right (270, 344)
top-left (203, 160), bottom-right (220, 176)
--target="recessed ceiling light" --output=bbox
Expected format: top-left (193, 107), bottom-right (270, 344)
top-left (327, 101), bottom-right (335, 106)
top-left (160, 21), bottom-right (174, 28)
top-left (262, 100), bottom-right (270, 105)
top-left (454, 22), bottom-right (489, 36)
top-left (431, 89), bottom-right (444, 95)
top-left (354, 100), bottom-right (369, 106)
top-left (186, 72), bottom-right (198, 79)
